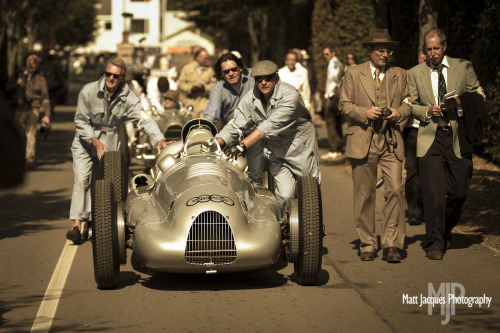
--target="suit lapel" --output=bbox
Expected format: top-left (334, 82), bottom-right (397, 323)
top-left (360, 62), bottom-right (376, 105)
top-left (446, 57), bottom-right (458, 93)
top-left (385, 68), bottom-right (397, 107)
top-left (419, 62), bottom-right (435, 105)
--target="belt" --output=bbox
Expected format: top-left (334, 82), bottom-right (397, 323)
top-left (94, 125), bottom-right (117, 132)
top-left (437, 126), bottom-right (452, 131)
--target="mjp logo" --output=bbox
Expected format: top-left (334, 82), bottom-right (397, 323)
top-left (425, 283), bottom-right (492, 325)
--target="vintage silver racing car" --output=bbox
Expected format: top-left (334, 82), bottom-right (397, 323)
top-left (131, 103), bottom-right (194, 166)
top-left (92, 119), bottom-right (323, 289)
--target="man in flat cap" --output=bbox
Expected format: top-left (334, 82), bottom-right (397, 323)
top-left (339, 29), bottom-right (411, 262)
top-left (216, 60), bottom-right (321, 216)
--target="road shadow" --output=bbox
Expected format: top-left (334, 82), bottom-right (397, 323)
top-left (460, 167), bottom-right (500, 236)
top-left (0, 189), bottom-right (70, 240)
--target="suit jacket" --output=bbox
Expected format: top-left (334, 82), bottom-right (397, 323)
top-left (339, 62), bottom-right (411, 160)
top-left (408, 56), bottom-right (480, 158)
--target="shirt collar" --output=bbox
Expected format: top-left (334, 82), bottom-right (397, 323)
top-left (369, 63), bottom-right (386, 76)
top-left (431, 55), bottom-right (450, 71)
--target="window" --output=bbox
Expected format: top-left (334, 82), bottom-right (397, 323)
top-left (104, 21), bottom-right (112, 30)
top-left (131, 19), bottom-right (149, 34)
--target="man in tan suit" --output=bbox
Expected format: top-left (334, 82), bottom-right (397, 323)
top-left (339, 29), bottom-right (411, 262)
top-left (177, 47), bottom-right (216, 118)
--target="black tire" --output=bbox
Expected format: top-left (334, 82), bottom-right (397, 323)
top-left (92, 179), bottom-right (120, 289)
top-left (99, 151), bottom-right (127, 202)
top-left (118, 123), bottom-right (131, 166)
top-left (294, 176), bottom-right (323, 285)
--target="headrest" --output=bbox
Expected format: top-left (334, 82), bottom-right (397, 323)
top-left (181, 118), bottom-right (217, 143)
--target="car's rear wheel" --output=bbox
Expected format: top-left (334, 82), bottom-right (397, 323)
top-left (294, 176), bottom-right (323, 285)
top-left (92, 179), bottom-right (120, 289)
top-left (98, 151), bottom-right (127, 202)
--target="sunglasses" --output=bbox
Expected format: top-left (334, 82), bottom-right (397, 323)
top-left (222, 66), bottom-right (239, 75)
top-left (255, 74), bottom-right (275, 83)
top-left (105, 71), bottom-right (123, 79)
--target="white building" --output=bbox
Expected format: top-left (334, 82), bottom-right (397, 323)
top-left (80, 0), bottom-right (214, 56)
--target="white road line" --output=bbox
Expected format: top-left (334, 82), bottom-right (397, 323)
top-left (31, 240), bottom-right (78, 333)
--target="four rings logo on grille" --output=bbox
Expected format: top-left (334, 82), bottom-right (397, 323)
top-left (186, 195), bottom-right (234, 206)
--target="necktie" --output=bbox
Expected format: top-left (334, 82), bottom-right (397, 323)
top-left (374, 68), bottom-right (381, 87)
top-left (436, 64), bottom-right (449, 122)
top-left (436, 64), bottom-right (447, 103)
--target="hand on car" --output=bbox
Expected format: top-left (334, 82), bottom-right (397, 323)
top-left (156, 140), bottom-right (173, 153)
top-left (226, 142), bottom-right (246, 160)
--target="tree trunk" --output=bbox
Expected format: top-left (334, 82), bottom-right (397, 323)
top-left (247, 12), bottom-right (260, 66)
top-left (418, 0), bottom-right (437, 53)
top-left (372, 0), bottom-right (390, 29)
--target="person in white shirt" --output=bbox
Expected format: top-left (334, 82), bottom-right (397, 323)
top-left (278, 51), bottom-right (312, 113)
top-left (146, 76), bottom-right (170, 112)
top-left (322, 47), bottom-right (345, 161)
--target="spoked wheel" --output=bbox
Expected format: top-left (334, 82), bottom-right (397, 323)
top-left (286, 176), bottom-right (323, 285)
top-left (92, 179), bottom-right (120, 289)
top-left (116, 201), bottom-right (127, 265)
top-left (99, 151), bottom-right (128, 202)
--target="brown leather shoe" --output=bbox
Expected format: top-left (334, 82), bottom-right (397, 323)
top-left (383, 247), bottom-right (401, 263)
top-left (360, 252), bottom-right (376, 261)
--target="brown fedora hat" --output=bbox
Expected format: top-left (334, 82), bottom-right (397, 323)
top-left (361, 29), bottom-right (399, 47)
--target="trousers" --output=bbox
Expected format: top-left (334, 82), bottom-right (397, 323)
top-left (419, 128), bottom-right (473, 252)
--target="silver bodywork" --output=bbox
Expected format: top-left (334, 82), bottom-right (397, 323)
top-left (125, 120), bottom-right (282, 274)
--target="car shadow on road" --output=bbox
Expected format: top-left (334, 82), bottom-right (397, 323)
top-left (140, 269), bottom-right (288, 291)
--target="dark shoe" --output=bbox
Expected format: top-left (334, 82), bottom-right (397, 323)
top-left (383, 247), bottom-right (401, 263)
top-left (445, 233), bottom-right (452, 250)
top-left (408, 215), bottom-right (422, 225)
top-left (426, 250), bottom-right (444, 260)
top-left (376, 178), bottom-right (384, 189)
top-left (360, 252), bottom-right (376, 261)
top-left (66, 226), bottom-right (82, 244)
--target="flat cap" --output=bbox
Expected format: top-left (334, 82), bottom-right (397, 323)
top-left (251, 60), bottom-right (278, 77)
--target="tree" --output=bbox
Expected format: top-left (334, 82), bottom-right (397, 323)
top-left (173, 0), bottom-right (294, 65)
top-left (311, 0), bottom-right (375, 94)
top-left (0, 0), bottom-right (97, 80)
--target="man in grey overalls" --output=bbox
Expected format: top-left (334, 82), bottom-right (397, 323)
top-left (216, 60), bottom-right (321, 216)
top-left (67, 57), bottom-right (168, 243)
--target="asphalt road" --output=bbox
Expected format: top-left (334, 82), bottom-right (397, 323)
top-left (0, 105), bottom-right (498, 332)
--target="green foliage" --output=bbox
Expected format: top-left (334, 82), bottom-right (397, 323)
top-left (471, 1), bottom-right (500, 162)
top-left (174, 0), bottom-right (293, 65)
top-left (0, 0), bottom-right (97, 78)
top-left (311, 0), bottom-right (375, 93)
top-left (388, 0), bottom-right (420, 69)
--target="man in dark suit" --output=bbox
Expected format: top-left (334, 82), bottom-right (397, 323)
top-left (408, 29), bottom-right (481, 260)
top-left (339, 29), bottom-right (411, 262)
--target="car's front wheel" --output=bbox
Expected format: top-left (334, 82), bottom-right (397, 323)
top-left (92, 179), bottom-right (120, 289)
top-left (289, 176), bottom-right (323, 285)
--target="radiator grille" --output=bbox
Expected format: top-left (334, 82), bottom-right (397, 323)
top-left (185, 211), bottom-right (237, 265)
top-left (164, 125), bottom-right (182, 142)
